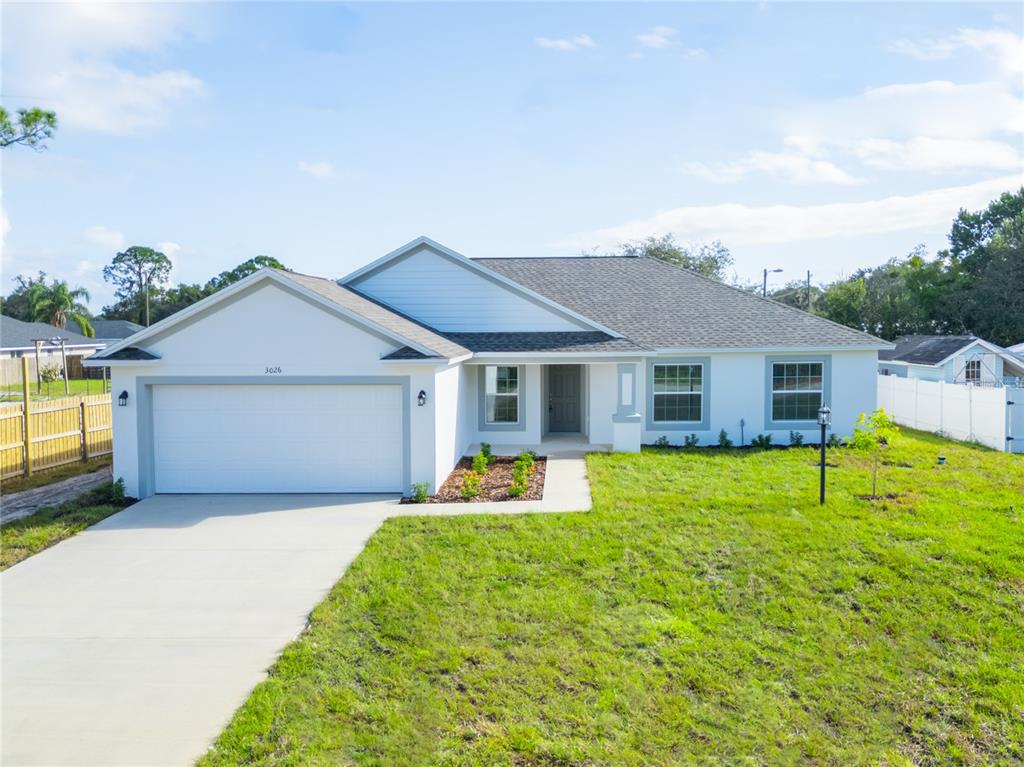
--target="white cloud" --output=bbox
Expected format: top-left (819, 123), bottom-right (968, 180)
top-left (889, 28), bottom-right (1024, 74)
top-left (535, 34), bottom-right (595, 52)
top-left (561, 174), bottom-right (1023, 250)
top-left (82, 226), bottom-right (126, 251)
top-left (848, 137), bottom-right (1020, 173)
top-left (156, 242), bottom-right (181, 257)
top-left (636, 26), bottom-right (677, 49)
top-left (3, 3), bottom-right (205, 134)
top-left (298, 160), bottom-right (337, 179)
top-left (682, 151), bottom-right (863, 185)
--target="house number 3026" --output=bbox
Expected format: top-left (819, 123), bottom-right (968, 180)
top-left (264, 366), bottom-right (283, 374)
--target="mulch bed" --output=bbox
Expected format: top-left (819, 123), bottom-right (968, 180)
top-left (405, 455), bottom-right (546, 503)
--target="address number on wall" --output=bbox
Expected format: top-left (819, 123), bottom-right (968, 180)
top-left (264, 366), bottom-right (283, 374)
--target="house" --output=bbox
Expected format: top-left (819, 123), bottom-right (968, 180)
top-left (68, 318), bottom-right (145, 346)
top-left (85, 237), bottom-right (890, 498)
top-left (878, 335), bottom-right (1024, 387)
top-left (0, 315), bottom-right (105, 387)
top-left (68, 319), bottom-right (145, 380)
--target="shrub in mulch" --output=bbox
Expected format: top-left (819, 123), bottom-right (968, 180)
top-left (404, 455), bottom-right (546, 503)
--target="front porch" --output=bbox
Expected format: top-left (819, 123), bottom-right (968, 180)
top-left (466, 359), bottom-right (642, 455)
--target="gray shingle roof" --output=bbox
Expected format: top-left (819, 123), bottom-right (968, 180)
top-left (474, 256), bottom-right (888, 350)
top-left (91, 347), bottom-right (160, 362)
top-left (279, 270), bottom-right (470, 359)
top-left (444, 332), bottom-right (645, 353)
top-left (68, 319), bottom-right (144, 340)
top-left (1, 316), bottom-right (103, 350)
top-left (879, 335), bottom-right (980, 365)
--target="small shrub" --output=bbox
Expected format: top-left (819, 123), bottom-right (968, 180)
top-left (752, 434), bottom-right (773, 449)
top-left (717, 429), bottom-right (733, 448)
top-left (111, 477), bottom-right (126, 503)
top-left (827, 433), bottom-right (843, 448)
top-left (517, 450), bottom-right (536, 474)
top-left (653, 435), bottom-right (671, 448)
top-left (471, 451), bottom-right (489, 475)
top-left (461, 470), bottom-right (482, 499)
top-left (789, 431), bottom-right (804, 447)
top-left (480, 442), bottom-right (496, 466)
top-left (39, 364), bottom-right (61, 384)
top-left (410, 482), bottom-right (429, 503)
top-left (683, 434), bottom-right (699, 448)
top-left (508, 459), bottom-right (529, 497)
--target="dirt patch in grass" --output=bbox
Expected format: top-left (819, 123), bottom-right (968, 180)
top-left (425, 455), bottom-right (546, 503)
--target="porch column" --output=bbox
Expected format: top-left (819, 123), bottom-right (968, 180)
top-left (612, 362), bottom-right (641, 452)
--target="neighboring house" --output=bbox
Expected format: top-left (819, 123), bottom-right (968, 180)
top-left (1008, 342), bottom-right (1024, 356)
top-left (68, 319), bottom-right (145, 346)
top-left (86, 237), bottom-right (890, 498)
top-left (67, 319), bottom-right (145, 380)
top-left (878, 335), bottom-right (1024, 387)
top-left (0, 315), bottom-right (105, 387)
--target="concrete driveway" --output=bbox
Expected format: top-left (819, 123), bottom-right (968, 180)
top-left (1, 494), bottom-right (400, 767)
top-left (1, 456), bottom-right (591, 766)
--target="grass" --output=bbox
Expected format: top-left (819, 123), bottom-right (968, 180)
top-left (201, 429), bottom-right (1024, 767)
top-left (0, 455), bottom-right (112, 495)
top-left (0, 480), bottom-right (131, 570)
top-left (0, 378), bottom-right (110, 401)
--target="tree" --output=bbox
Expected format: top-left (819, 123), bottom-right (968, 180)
top-left (103, 247), bottom-right (173, 326)
top-left (850, 409), bottom-right (899, 499)
top-left (0, 272), bottom-right (49, 321)
top-left (770, 280), bottom-right (824, 312)
top-left (615, 234), bottom-right (734, 281)
top-left (0, 106), bottom-right (58, 150)
top-left (31, 280), bottom-right (94, 336)
top-left (204, 255), bottom-right (287, 292)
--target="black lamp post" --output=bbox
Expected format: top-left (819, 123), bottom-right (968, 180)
top-left (817, 404), bottom-right (831, 505)
top-left (762, 267), bottom-right (783, 297)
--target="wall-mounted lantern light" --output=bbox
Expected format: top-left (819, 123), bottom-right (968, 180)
top-left (417, 390), bottom-right (427, 407)
top-left (118, 390), bottom-right (129, 407)
top-left (817, 404), bottom-right (831, 505)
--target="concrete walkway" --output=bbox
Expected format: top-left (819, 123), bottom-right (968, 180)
top-left (1, 467), bottom-right (114, 524)
top-left (0, 455), bottom-right (590, 767)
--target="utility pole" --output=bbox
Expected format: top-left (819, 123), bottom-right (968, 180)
top-left (32, 339), bottom-right (43, 394)
top-left (762, 267), bottom-right (783, 297)
top-left (53, 337), bottom-right (69, 396)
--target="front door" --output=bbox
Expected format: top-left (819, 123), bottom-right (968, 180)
top-left (548, 365), bottom-right (581, 432)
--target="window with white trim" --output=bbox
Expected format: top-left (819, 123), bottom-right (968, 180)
top-left (965, 359), bottom-right (981, 383)
top-left (485, 366), bottom-right (519, 423)
top-left (652, 364), bottom-right (702, 422)
top-left (771, 362), bottom-right (823, 421)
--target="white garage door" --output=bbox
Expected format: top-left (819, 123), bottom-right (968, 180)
top-left (152, 384), bottom-right (404, 493)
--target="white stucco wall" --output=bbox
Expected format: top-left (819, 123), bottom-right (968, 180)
top-left (587, 363), bottom-right (618, 446)
top-left (109, 281), bottom-right (440, 497)
top-left (640, 350), bottom-right (877, 446)
top-left (433, 363), bottom-right (474, 489)
top-left (468, 363), bottom-right (543, 445)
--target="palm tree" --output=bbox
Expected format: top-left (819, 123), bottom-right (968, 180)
top-left (31, 280), bottom-right (94, 337)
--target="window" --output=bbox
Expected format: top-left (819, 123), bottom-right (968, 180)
top-left (653, 364), bottom-right (702, 422)
top-left (965, 359), bottom-right (981, 383)
top-left (771, 362), bottom-right (823, 422)
top-left (485, 366), bottom-right (519, 423)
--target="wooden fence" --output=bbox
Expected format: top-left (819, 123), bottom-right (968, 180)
top-left (0, 394), bottom-right (113, 479)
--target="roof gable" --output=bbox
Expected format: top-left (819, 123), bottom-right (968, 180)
top-left (342, 237), bottom-right (619, 335)
top-left (476, 256), bottom-right (890, 351)
top-left (92, 269), bottom-right (469, 362)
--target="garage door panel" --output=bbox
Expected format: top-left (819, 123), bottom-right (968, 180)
top-left (152, 384), bottom-right (403, 493)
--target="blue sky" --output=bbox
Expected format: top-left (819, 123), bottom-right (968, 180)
top-left (2, 2), bottom-right (1022, 310)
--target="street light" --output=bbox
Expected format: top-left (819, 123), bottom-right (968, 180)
top-left (817, 404), bottom-right (831, 505)
top-left (762, 267), bottom-right (783, 297)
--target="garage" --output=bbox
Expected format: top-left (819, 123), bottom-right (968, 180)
top-left (151, 384), bottom-right (404, 493)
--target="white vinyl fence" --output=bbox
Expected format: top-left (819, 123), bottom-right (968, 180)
top-left (877, 375), bottom-right (1024, 453)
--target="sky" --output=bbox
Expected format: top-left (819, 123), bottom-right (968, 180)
top-left (2, 1), bottom-right (1022, 311)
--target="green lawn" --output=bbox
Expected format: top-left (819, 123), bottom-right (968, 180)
top-left (1, 481), bottom-right (130, 570)
top-left (200, 430), bottom-right (1024, 767)
top-left (0, 378), bottom-right (110, 401)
